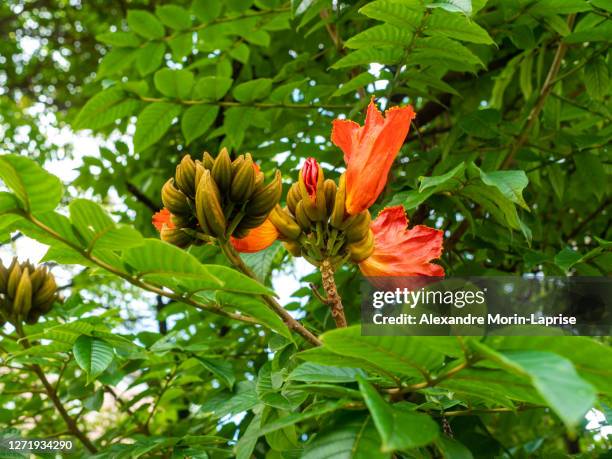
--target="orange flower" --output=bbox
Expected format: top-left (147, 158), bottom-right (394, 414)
top-left (359, 206), bottom-right (444, 277)
top-left (152, 208), bottom-right (175, 231)
top-left (230, 219), bottom-right (279, 253)
top-left (331, 99), bottom-right (415, 215)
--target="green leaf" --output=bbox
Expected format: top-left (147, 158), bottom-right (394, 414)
top-left (181, 105), bottom-right (219, 145)
top-left (97, 48), bottom-right (138, 78)
top-left (155, 5), bottom-right (192, 30)
top-left (232, 78), bottom-right (272, 103)
top-left (123, 238), bottom-right (218, 278)
top-left (0, 155), bottom-right (63, 213)
top-left (332, 47), bottom-right (404, 69)
top-left (332, 72), bottom-right (376, 97)
top-left (134, 102), bottom-right (182, 151)
top-left (240, 241), bottom-right (281, 282)
top-left (193, 76), bottom-right (233, 100)
top-left (471, 342), bottom-right (596, 428)
top-left (302, 414), bottom-right (389, 459)
top-left (137, 41), bottom-right (166, 76)
top-left (0, 192), bottom-right (20, 214)
top-left (192, 0), bottom-right (223, 22)
top-left (239, 401), bottom-right (343, 445)
top-left (215, 292), bottom-right (292, 339)
top-left (96, 31), bottom-right (142, 47)
top-left (426, 0), bottom-right (472, 15)
top-left (73, 335), bottom-right (114, 381)
top-left (345, 24), bottom-right (413, 49)
top-left (459, 108), bottom-right (501, 138)
top-left (529, 0), bottom-right (591, 15)
top-left (73, 88), bottom-right (140, 130)
top-left (289, 362), bottom-right (366, 383)
top-left (419, 163), bottom-right (466, 192)
top-left (359, 1), bottom-right (424, 29)
top-left (574, 153), bottom-right (607, 201)
top-left (583, 57), bottom-right (609, 101)
top-left (69, 199), bottom-right (144, 251)
top-left (321, 326), bottom-right (445, 378)
top-left (196, 357), bottom-right (235, 388)
top-left (154, 69), bottom-right (194, 99)
top-left (479, 170), bottom-right (529, 210)
top-left (358, 376), bottom-right (439, 452)
top-left (414, 36), bottom-right (483, 67)
top-left (127, 10), bottom-right (165, 39)
top-left (425, 9), bottom-right (493, 44)
top-left (554, 247), bottom-right (582, 271)
top-left (436, 437), bottom-right (474, 459)
top-left (224, 106), bottom-right (253, 148)
top-left (168, 32), bottom-right (193, 61)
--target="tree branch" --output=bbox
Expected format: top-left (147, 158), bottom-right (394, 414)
top-left (16, 324), bottom-right (97, 453)
top-left (502, 14), bottom-right (577, 168)
top-left (220, 242), bottom-right (322, 346)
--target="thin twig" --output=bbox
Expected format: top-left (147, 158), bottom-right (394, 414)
top-left (502, 14), bottom-right (577, 168)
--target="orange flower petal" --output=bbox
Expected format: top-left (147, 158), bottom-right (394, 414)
top-left (230, 219), bottom-right (279, 253)
top-left (331, 119), bottom-right (360, 163)
top-left (331, 100), bottom-right (416, 215)
top-left (152, 208), bottom-right (175, 232)
top-left (359, 206), bottom-right (444, 277)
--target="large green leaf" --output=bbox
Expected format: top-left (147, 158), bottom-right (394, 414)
top-left (0, 155), bottom-right (63, 213)
top-left (302, 414), bottom-right (389, 459)
top-left (359, 1), bottom-right (424, 29)
top-left (69, 199), bottom-right (144, 251)
top-left (321, 326), bottom-right (445, 378)
top-left (345, 24), bottom-right (413, 49)
top-left (181, 105), bottom-right (219, 145)
top-left (288, 362), bottom-right (366, 383)
top-left (193, 76), bottom-right (233, 101)
top-left (215, 292), bottom-right (291, 338)
top-left (154, 69), bottom-right (194, 99)
top-left (479, 169), bottom-right (529, 210)
top-left (485, 336), bottom-right (612, 395)
top-left (425, 9), bottom-right (493, 44)
top-left (127, 10), bottom-right (165, 39)
top-left (471, 342), bottom-right (596, 427)
top-left (155, 4), bottom-right (191, 30)
top-left (73, 88), bottom-right (140, 130)
top-left (358, 376), bottom-right (439, 452)
top-left (134, 102), bottom-right (182, 151)
top-left (73, 335), bottom-right (115, 381)
top-left (332, 47), bottom-right (404, 69)
top-left (232, 78), bottom-right (272, 103)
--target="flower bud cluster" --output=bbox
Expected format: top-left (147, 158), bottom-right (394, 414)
top-left (269, 158), bottom-right (374, 267)
top-left (160, 148), bottom-right (282, 246)
top-left (0, 258), bottom-right (59, 325)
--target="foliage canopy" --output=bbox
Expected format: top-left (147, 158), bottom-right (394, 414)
top-left (0, 0), bottom-right (611, 457)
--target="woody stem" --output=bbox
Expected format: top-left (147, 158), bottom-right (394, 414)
top-left (219, 242), bottom-right (322, 346)
top-left (320, 260), bottom-right (347, 328)
top-left (15, 322), bottom-right (98, 453)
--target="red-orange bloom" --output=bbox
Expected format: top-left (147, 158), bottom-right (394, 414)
top-left (152, 208), bottom-right (175, 231)
top-left (359, 206), bottom-right (444, 277)
top-left (331, 100), bottom-right (416, 215)
top-left (230, 219), bottom-right (279, 253)
top-left (302, 157), bottom-right (319, 200)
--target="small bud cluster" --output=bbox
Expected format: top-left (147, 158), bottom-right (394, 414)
top-left (269, 158), bottom-right (374, 267)
top-left (160, 148), bottom-right (282, 246)
top-left (0, 258), bottom-right (59, 326)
